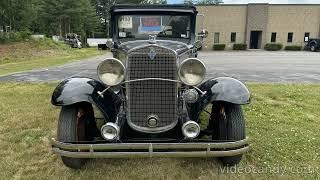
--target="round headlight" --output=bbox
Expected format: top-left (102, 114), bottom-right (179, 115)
top-left (101, 122), bottom-right (119, 141)
top-left (182, 121), bottom-right (200, 139)
top-left (97, 58), bottom-right (125, 86)
top-left (178, 58), bottom-right (206, 86)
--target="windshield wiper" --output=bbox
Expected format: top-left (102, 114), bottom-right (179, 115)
top-left (157, 16), bottom-right (174, 37)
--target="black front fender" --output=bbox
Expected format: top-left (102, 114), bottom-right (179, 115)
top-left (188, 77), bottom-right (250, 121)
top-left (202, 77), bottom-right (250, 105)
top-left (51, 77), bottom-right (121, 122)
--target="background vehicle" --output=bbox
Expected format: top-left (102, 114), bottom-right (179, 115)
top-left (305, 38), bottom-right (320, 52)
top-left (65, 33), bottom-right (82, 48)
top-left (50, 5), bottom-right (250, 169)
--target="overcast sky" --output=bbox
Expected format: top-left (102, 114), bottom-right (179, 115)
top-left (168, 0), bottom-right (320, 4)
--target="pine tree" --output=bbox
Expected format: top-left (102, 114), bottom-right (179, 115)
top-left (0, 0), bottom-right (38, 32)
top-left (39, 0), bottom-right (99, 39)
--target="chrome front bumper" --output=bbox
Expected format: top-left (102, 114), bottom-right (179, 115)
top-left (51, 138), bottom-right (249, 158)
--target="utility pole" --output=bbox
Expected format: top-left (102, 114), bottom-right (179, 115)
top-left (106, 20), bottom-right (109, 38)
top-left (9, 0), bottom-right (12, 31)
top-left (59, 17), bottom-right (62, 37)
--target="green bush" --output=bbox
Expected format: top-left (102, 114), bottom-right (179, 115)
top-left (233, 43), bottom-right (247, 50)
top-left (264, 43), bottom-right (283, 51)
top-left (0, 33), bottom-right (8, 43)
top-left (284, 45), bottom-right (302, 51)
top-left (213, 44), bottom-right (226, 50)
top-left (10, 32), bottom-right (23, 42)
top-left (18, 31), bottom-right (32, 39)
top-left (0, 31), bottom-right (31, 43)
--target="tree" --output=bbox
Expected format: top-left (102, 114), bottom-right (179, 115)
top-left (0, 0), bottom-right (38, 32)
top-left (39, 0), bottom-right (99, 40)
top-left (80, 0), bottom-right (100, 42)
top-left (93, 0), bottom-right (149, 37)
top-left (0, 0), bottom-right (169, 39)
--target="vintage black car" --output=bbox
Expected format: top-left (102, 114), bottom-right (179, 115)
top-left (51, 5), bottom-right (250, 169)
top-left (305, 38), bottom-right (320, 52)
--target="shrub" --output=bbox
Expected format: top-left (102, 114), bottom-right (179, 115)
top-left (10, 32), bottom-right (23, 41)
top-left (18, 31), bottom-right (32, 40)
top-left (213, 44), bottom-right (226, 50)
top-left (233, 43), bottom-right (247, 50)
top-left (284, 45), bottom-right (302, 51)
top-left (264, 43), bottom-right (283, 51)
top-left (0, 33), bottom-right (8, 43)
top-left (0, 31), bottom-right (31, 43)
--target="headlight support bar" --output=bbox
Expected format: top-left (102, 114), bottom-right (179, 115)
top-left (97, 78), bottom-right (206, 98)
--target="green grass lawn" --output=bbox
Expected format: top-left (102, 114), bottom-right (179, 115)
top-left (0, 40), bottom-right (105, 76)
top-left (0, 83), bottom-right (319, 179)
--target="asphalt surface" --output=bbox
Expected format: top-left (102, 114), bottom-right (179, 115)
top-left (0, 51), bottom-right (319, 83)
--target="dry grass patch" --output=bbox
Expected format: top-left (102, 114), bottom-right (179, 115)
top-left (0, 40), bottom-right (105, 76)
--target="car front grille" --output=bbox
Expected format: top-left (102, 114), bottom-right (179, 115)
top-left (126, 46), bottom-right (178, 133)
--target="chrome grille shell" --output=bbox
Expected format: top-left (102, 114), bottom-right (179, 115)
top-left (126, 45), bottom-right (178, 133)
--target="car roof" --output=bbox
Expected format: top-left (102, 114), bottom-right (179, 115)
top-left (111, 4), bottom-right (197, 14)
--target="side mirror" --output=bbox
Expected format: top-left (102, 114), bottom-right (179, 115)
top-left (106, 39), bottom-right (114, 49)
top-left (198, 29), bottom-right (208, 38)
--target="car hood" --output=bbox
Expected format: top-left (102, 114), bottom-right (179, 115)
top-left (117, 40), bottom-right (192, 55)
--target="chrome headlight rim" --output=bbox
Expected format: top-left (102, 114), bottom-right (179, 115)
top-left (101, 122), bottom-right (120, 141)
top-left (178, 58), bottom-right (206, 86)
top-left (97, 58), bottom-right (126, 86)
top-left (182, 121), bottom-right (201, 139)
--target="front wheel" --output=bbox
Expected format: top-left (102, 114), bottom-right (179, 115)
top-left (210, 102), bottom-right (246, 166)
top-left (57, 103), bottom-right (95, 169)
top-left (310, 44), bottom-right (317, 52)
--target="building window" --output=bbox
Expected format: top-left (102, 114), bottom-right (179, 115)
top-left (214, 32), bottom-right (220, 44)
top-left (271, 32), bottom-right (277, 43)
top-left (231, 32), bottom-right (236, 43)
top-left (287, 32), bottom-right (293, 43)
top-left (304, 32), bottom-right (310, 42)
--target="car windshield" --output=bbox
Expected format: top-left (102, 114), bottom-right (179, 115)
top-left (117, 14), bottom-right (191, 40)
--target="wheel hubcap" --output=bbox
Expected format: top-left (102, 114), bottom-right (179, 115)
top-left (311, 46), bottom-right (315, 51)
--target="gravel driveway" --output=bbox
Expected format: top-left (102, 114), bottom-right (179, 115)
top-left (0, 51), bottom-right (319, 83)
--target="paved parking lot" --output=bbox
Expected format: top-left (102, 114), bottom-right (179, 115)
top-left (0, 51), bottom-right (319, 83)
top-left (200, 51), bottom-right (320, 82)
